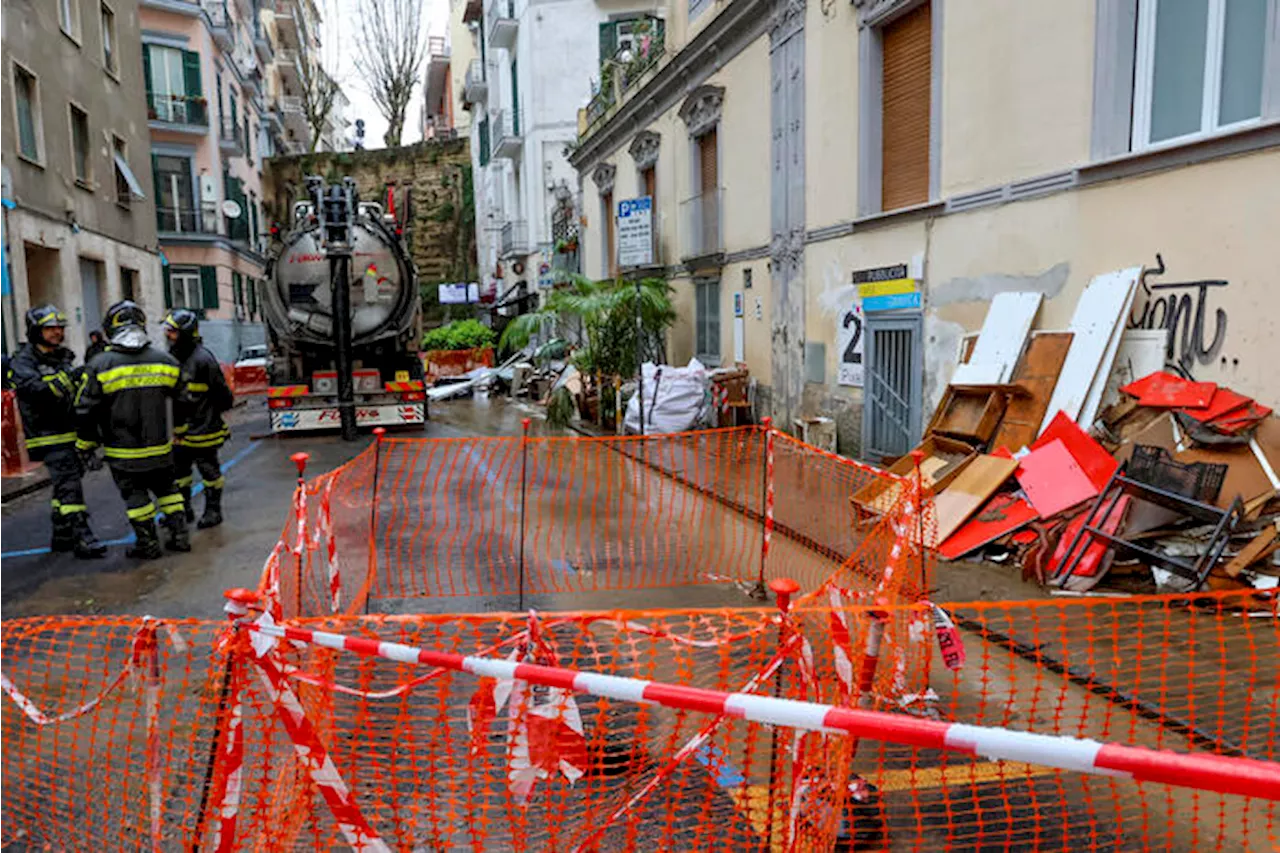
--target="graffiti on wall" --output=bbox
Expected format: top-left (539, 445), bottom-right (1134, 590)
top-left (1128, 256), bottom-right (1230, 378)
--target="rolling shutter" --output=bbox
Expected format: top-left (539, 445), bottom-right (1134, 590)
top-left (698, 129), bottom-right (717, 195)
top-left (199, 266), bottom-right (219, 311)
top-left (880, 1), bottom-right (931, 211)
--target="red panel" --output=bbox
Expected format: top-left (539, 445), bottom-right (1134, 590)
top-left (1120, 371), bottom-right (1216, 408)
top-left (1016, 439), bottom-right (1098, 517)
top-left (1031, 411), bottom-right (1119, 491)
top-left (938, 492), bottom-right (1038, 561)
top-left (1051, 496), bottom-right (1132, 584)
top-left (1179, 387), bottom-right (1262, 424)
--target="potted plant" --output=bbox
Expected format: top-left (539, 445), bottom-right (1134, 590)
top-left (420, 319), bottom-right (498, 383)
top-left (554, 237), bottom-right (579, 255)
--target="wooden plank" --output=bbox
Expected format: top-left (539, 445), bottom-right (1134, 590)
top-left (1222, 527), bottom-right (1280, 578)
top-left (962, 291), bottom-right (1043, 384)
top-left (991, 331), bottom-right (1073, 453)
top-left (1040, 267), bottom-right (1141, 434)
top-left (1079, 269), bottom-right (1141, 429)
top-left (927, 388), bottom-right (1006, 444)
top-left (949, 362), bottom-right (1005, 386)
top-left (851, 435), bottom-right (976, 513)
top-left (929, 455), bottom-right (1020, 546)
top-left (938, 492), bottom-right (1038, 561)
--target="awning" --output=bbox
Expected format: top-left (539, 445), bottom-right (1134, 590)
top-left (113, 152), bottom-right (145, 200)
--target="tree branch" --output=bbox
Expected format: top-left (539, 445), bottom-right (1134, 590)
top-left (352, 0), bottom-right (429, 147)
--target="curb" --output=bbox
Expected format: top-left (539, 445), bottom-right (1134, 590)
top-left (1, 472), bottom-right (51, 504)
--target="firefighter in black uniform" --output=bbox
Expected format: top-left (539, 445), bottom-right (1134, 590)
top-left (163, 309), bottom-right (233, 528)
top-left (76, 301), bottom-right (190, 559)
top-left (8, 305), bottom-right (106, 558)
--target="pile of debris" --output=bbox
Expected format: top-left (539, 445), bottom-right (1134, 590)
top-left (853, 266), bottom-right (1279, 595)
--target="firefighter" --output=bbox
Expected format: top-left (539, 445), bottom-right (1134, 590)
top-left (8, 305), bottom-right (107, 558)
top-left (163, 309), bottom-right (233, 528)
top-left (76, 300), bottom-right (189, 559)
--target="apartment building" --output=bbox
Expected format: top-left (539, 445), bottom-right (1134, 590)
top-left (2, 0), bottom-right (163, 356)
top-left (423, 36), bottom-right (458, 142)
top-left (572, 0), bottom-right (1280, 459)
top-left (459, 0), bottom-right (663, 307)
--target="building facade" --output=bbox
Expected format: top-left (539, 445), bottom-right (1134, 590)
top-left (571, 0), bottom-right (1280, 460)
top-left (3, 0), bottom-right (163, 357)
top-left (460, 0), bottom-right (662, 308)
top-left (423, 35), bottom-right (457, 142)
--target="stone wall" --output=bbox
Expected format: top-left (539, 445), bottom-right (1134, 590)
top-left (261, 140), bottom-right (477, 301)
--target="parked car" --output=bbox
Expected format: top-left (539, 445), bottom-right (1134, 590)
top-left (235, 345), bottom-right (270, 369)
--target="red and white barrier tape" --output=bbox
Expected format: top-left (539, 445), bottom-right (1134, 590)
top-left (244, 619), bottom-right (1280, 802)
top-left (762, 424), bottom-right (776, 565)
top-left (317, 476), bottom-right (341, 612)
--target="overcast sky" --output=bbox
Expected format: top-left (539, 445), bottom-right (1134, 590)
top-left (319, 0), bottom-right (451, 150)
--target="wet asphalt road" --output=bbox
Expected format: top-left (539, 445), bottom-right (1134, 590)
top-left (0, 393), bottom-right (545, 620)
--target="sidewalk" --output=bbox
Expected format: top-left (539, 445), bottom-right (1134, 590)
top-left (1, 464), bottom-right (49, 504)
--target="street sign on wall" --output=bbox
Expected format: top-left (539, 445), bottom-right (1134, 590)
top-left (851, 264), bottom-right (919, 312)
top-left (837, 296), bottom-right (865, 387)
top-left (616, 196), bottom-right (653, 268)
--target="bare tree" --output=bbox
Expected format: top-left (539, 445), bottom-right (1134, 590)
top-left (297, 47), bottom-right (340, 152)
top-left (352, 0), bottom-right (428, 148)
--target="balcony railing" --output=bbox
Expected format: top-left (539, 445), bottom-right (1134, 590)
top-left (500, 220), bottom-right (529, 257)
top-left (680, 190), bottom-right (722, 259)
top-left (157, 202), bottom-right (220, 235)
top-left (487, 0), bottom-right (517, 50)
top-left (219, 118), bottom-right (244, 154)
top-left (424, 115), bottom-right (456, 140)
top-left (490, 108), bottom-right (523, 159)
top-left (204, 0), bottom-right (231, 48)
top-left (428, 36), bottom-right (449, 60)
top-left (148, 93), bottom-right (209, 127)
top-left (463, 58), bottom-right (488, 104)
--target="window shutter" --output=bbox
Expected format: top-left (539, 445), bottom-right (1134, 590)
top-left (599, 22), bottom-right (617, 61)
top-left (249, 201), bottom-right (258, 246)
top-left (162, 264), bottom-right (173, 309)
top-left (200, 266), bottom-right (219, 310)
top-left (233, 272), bottom-right (243, 308)
top-left (182, 50), bottom-right (202, 97)
top-left (880, 1), bottom-right (931, 211)
top-left (698, 129), bottom-right (717, 195)
top-left (511, 60), bottom-right (519, 133)
top-left (143, 45), bottom-right (153, 98)
top-left (248, 278), bottom-right (258, 317)
top-left (230, 92), bottom-right (238, 128)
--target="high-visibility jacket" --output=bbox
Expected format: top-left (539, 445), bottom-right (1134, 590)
top-left (172, 341), bottom-right (234, 450)
top-left (8, 342), bottom-right (81, 461)
top-left (76, 331), bottom-right (182, 473)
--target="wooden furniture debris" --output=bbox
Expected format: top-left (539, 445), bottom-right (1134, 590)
top-left (989, 331), bottom-right (1072, 453)
top-left (950, 292), bottom-right (1042, 386)
top-left (929, 454), bottom-right (1020, 546)
top-left (1222, 525), bottom-right (1280, 578)
top-left (938, 492), bottom-right (1037, 561)
top-left (926, 385), bottom-right (1016, 445)
top-left (851, 435), bottom-right (977, 514)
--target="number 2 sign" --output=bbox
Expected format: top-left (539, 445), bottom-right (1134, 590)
top-left (837, 301), bottom-right (864, 387)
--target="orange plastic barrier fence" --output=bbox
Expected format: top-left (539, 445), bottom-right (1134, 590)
top-left (274, 425), bottom-right (924, 616)
top-left (2, 592), bottom-right (1275, 850)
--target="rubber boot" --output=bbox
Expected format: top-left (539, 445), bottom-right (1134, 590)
top-left (126, 520), bottom-right (163, 560)
top-left (50, 513), bottom-right (76, 553)
top-left (181, 486), bottom-right (195, 523)
top-left (197, 487), bottom-right (223, 529)
top-left (72, 513), bottom-right (107, 559)
top-left (165, 513), bottom-right (192, 552)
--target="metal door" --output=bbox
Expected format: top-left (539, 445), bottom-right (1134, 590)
top-left (79, 258), bottom-right (104, 345)
top-left (863, 313), bottom-right (923, 462)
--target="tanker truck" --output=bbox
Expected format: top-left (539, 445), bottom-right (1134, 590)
top-left (261, 184), bottom-right (427, 434)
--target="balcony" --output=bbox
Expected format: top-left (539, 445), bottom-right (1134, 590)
top-left (219, 117), bottom-right (244, 155)
top-left (463, 58), bottom-right (488, 104)
top-left (490, 108), bottom-right (522, 160)
top-left (204, 0), bottom-right (232, 48)
top-left (277, 49), bottom-right (301, 85)
top-left (500, 220), bottom-right (529, 258)
top-left (272, 0), bottom-right (298, 42)
top-left (487, 0), bottom-right (517, 50)
top-left (157, 202), bottom-right (221, 235)
top-left (680, 190), bottom-right (722, 262)
top-left (424, 115), bottom-right (456, 141)
top-left (148, 93), bottom-right (209, 130)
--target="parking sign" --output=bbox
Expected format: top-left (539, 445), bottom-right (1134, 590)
top-left (616, 196), bottom-right (653, 268)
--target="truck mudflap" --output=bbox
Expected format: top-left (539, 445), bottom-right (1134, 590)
top-left (270, 402), bottom-right (426, 432)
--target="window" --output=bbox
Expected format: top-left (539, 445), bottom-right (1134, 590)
top-left (120, 267), bottom-right (138, 301)
top-left (145, 45), bottom-right (205, 124)
top-left (1132, 0), bottom-right (1268, 150)
top-left (168, 267), bottom-right (203, 309)
top-left (59, 0), bottom-right (82, 41)
top-left (70, 104), bottom-right (91, 186)
top-left (13, 64), bottom-right (43, 162)
top-left (695, 278), bottom-right (721, 363)
top-left (153, 154), bottom-right (197, 231)
top-left (601, 189), bottom-right (616, 278)
top-left (112, 135), bottom-right (144, 207)
top-left (880, 1), bottom-right (932, 211)
top-left (101, 4), bottom-right (117, 75)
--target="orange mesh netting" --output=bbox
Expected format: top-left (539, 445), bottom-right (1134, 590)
top-left (3, 426), bottom-right (1276, 851)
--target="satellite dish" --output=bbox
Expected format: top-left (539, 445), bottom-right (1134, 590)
top-left (221, 199), bottom-right (243, 219)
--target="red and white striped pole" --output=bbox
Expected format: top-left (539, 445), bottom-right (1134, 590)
top-left (289, 452), bottom-right (309, 618)
top-left (242, 619), bottom-right (1280, 802)
top-left (754, 417), bottom-right (776, 599)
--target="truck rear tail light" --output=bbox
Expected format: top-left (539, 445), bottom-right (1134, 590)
top-left (268, 397), bottom-right (294, 409)
top-left (400, 391), bottom-right (426, 402)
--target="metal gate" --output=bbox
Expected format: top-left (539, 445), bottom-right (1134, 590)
top-left (863, 313), bottom-right (923, 462)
